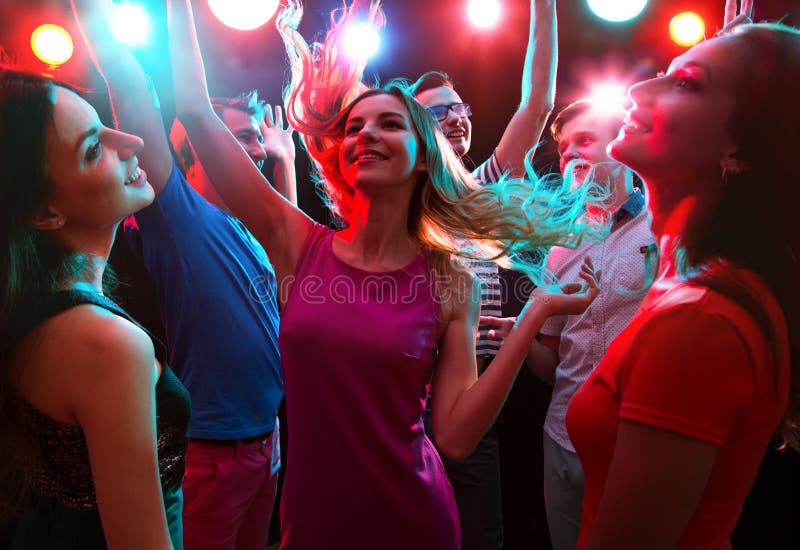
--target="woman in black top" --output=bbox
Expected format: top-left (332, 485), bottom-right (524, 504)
top-left (0, 69), bottom-right (189, 549)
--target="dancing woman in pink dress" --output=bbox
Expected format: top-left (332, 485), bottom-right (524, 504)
top-left (167, 1), bottom-right (608, 547)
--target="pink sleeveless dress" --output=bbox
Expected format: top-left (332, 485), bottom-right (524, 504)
top-left (278, 224), bottom-right (460, 549)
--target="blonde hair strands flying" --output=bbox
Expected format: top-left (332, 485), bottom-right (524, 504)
top-left (276, 0), bottom-right (609, 284)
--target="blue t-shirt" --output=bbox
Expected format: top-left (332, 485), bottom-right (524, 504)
top-left (124, 163), bottom-right (282, 439)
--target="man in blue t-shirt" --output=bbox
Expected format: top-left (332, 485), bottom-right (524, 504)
top-left (73, 3), bottom-right (294, 548)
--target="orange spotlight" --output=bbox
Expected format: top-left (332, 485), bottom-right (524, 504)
top-left (670, 12), bottom-right (705, 47)
top-left (30, 23), bottom-right (74, 66)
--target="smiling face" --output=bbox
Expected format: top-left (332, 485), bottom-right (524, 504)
top-left (219, 106), bottom-right (267, 169)
top-left (610, 36), bottom-right (740, 212)
top-left (557, 109), bottom-right (624, 186)
top-left (338, 93), bottom-right (427, 192)
top-left (414, 85), bottom-right (472, 157)
top-left (42, 87), bottom-right (153, 231)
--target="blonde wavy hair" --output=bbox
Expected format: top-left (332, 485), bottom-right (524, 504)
top-left (276, 0), bottom-right (609, 284)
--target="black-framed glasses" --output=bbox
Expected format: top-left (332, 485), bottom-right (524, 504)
top-left (426, 102), bottom-right (472, 122)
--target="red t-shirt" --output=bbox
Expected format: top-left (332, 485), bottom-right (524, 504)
top-left (567, 269), bottom-right (790, 549)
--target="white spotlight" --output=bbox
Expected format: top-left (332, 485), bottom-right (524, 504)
top-left (468, 0), bottom-right (501, 29)
top-left (208, 0), bottom-right (279, 31)
top-left (343, 23), bottom-right (381, 61)
top-left (110, 2), bottom-right (152, 47)
top-left (588, 83), bottom-right (628, 114)
top-left (587, 0), bottom-right (648, 23)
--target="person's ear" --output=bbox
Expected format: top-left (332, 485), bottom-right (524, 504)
top-left (30, 204), bottom-right (65, 231)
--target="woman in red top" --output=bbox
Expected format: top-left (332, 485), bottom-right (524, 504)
top-left (566, 3), bottom-right (800, 549)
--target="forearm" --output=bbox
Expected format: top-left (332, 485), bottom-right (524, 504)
top-left (72, 0), bottom-right (172, 187)
top-left (272, 156), bottom-right (298, 205)
top-left (167, 0), bottom-right (263, 211)
top-left (521, 0), bottom-right (557, 114)
top-left (494, 0), bottom-right (557, 176)
top-left (526, 337), bottom-right (558, 385)
top-left (440, 298), bottom-right (551, 458)
top-left (168, 0), bottom-right (215, 118)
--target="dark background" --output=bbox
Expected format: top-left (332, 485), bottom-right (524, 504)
top-left (2, 1), bottom-right (799, 548)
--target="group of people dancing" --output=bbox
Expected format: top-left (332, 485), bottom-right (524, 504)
top-left (1, 0), bottom-right (798, 549)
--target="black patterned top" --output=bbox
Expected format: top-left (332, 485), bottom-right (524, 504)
top-left (11, 290), bottom-right (189, 548)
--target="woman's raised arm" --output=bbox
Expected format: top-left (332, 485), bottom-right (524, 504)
top-left (167, 0), bottom-right (313, 289)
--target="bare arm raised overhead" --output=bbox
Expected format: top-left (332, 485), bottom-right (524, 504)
top-left (167, 0), bottom-right (312, 294)
top-left (71, 0), bottom-right (173, 195)
top-left (493, 0), bottom-right (557, 177)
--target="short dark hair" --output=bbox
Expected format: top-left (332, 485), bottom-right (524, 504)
top-left (410, 71), bottom-right (454, 97)
top-left (550, 99), bottom-right (594, 143)
top-left (210, 89), bottom-right (265, 121)
top-left (177, 90), bottom-right (265, 171)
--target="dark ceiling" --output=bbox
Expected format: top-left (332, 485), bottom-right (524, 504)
top-left (1, 0), bottom-right (798, 218)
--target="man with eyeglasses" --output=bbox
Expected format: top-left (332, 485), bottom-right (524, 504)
top-left (410, 2), bottom-right (558, 549)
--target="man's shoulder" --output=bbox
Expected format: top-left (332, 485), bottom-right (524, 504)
top-left (470, 152), bottom-right (503, 184)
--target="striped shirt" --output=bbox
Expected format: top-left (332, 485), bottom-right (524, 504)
top-left (469, 153), bottom-right (504, 358)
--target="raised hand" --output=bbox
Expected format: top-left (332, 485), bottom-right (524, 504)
top-left (261, 104), bottom-right (296, 163)
top-left (722, 0), bottom-right (753, 33)
top-left (261, 103), bottom-right (298, 204)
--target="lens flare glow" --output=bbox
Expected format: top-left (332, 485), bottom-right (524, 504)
top-left (670, 12), bottom-right (705, 47)
top-left (31, 24), bottom-right (74, 66)
top-left (587, 0), bottom-right (648, 23)
top-left (343, 23), bottom-right (381, 61)
top-left (110, 2), bottom-right (152, 47)
top-left (467, 0), bottom-right (501, 29)
top-left (588, 83), bottom-right (628, 114)
top-left (208, 0), bottom-right (279, 31)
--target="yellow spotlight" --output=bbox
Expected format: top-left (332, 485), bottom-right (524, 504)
top-left (31, 24), bottom-right (74, 66)
top-left (670, 12), bottom-right (705, 47)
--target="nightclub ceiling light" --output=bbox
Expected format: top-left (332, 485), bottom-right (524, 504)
top-left (669, 11), bottom-right (705, 47)
top-left (30, 23), bottom-right (73, 66)
top-left (588, 82), bottom-right (628, 114)
top-left (342, 23), bottom-right (381, 61)
top-left (467, 0), bottom-right (501, 29)
top-left (587, 0), bottom-right (648, 23)
top-left (110, 2), bottom-right (152, 47)
top-left (208, 0), bottom-right (279, 31)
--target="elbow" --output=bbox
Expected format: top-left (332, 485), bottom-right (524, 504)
top-left (525, 356), bottom-right (556, 386)
top-left (438, 445), bottom-right (472, 462)
top-left (433, 432), bottom-right (476, 461)
top-left (527, 101), bottom-right (554, 125)
top-left (174, 103), bottom-right (208, 122)
top-left (173, 96), bottom-right (214, 122)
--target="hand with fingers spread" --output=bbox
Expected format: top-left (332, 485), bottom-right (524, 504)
top-left (261, 104), bottom-right (295, 163)
top-left (261, 103), bottom-right (298, 204)
top-left (721, 0), bottom-right (754, 34)
top-left (530, 256), bottom-right (601, 317)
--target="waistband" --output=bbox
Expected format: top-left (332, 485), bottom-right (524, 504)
top-left (191, 430), bottom-right (272, 447)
